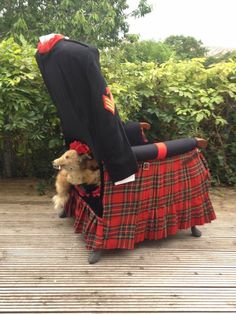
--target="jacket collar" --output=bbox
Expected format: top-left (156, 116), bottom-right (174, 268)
top-left (37, 34), bottom-right (65, 54)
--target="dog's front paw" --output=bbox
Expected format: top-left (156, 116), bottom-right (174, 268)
top-left (57, 207), bottom-right (67, 218)
top-left (52, 194), bottom-right (69, 208)
top-left (52, 195), bottom-right (60, 209)
top-left (52, 194), bottom-right (69, 215)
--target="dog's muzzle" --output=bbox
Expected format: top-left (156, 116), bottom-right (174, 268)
top-left (52, 161), bottom-right (62, 170)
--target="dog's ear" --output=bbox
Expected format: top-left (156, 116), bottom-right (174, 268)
top-left (78, 153), bottom-right (91, 161)
top-left (86, 159), bottom-right (99, 170)
top-left (80, 157), bottom-right (99, 170)
top-left (79, 155), bottom-right (90, 169)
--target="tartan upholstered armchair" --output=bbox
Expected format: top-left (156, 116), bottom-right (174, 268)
top-left (36, 36), bottom-right (215, 264)
top-left (64, 122), bottom-right (216, 264)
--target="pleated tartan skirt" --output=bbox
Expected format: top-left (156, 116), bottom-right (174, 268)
top-left (65, 148), bottom-right (216, 250)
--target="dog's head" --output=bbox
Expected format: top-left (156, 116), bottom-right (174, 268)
top-left (52, 149), bottom-right (90, 171)
top-left (52, 149), bottom-right (100, 185)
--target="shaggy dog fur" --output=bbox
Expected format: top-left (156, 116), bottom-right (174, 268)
top-left (52, 149), bottom-right (100, 213)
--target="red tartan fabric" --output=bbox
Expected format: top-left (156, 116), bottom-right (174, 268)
top-left (65, 148), bottom-right (216, 250)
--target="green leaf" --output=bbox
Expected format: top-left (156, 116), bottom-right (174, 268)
top-left (196, 112), bottom-right (205, 122)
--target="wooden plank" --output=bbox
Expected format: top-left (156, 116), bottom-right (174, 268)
top-left (1, 223), bottom-right (236, 236)
top-left (1, 244), bottom-right (236, 267)
top-left (0, 290), bottom-right (236, 312)
top-left (0, 236), bottom-right (236, 250)
top-left (0, 288), bottom-right (235, 312)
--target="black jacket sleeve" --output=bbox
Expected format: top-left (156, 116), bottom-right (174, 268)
top-left (86, 50), bottom-right (138, 182)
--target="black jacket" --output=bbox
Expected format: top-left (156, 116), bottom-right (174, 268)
top-left (35, 39), bottom-right (138, 182)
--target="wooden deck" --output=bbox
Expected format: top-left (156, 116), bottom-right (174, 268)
top-left (0, 179), bottom-right (236, 313)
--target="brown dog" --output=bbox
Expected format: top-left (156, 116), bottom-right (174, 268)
top-left (52, 149), bottom-right (100, 213)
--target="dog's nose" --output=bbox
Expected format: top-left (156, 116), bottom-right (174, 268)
top-left (52, 161), bottom-right (61, 170)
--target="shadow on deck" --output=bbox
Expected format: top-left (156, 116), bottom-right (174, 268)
top-left (0, 179), bottom-right (236, 313)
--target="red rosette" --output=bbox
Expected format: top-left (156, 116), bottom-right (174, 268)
top-left (69, 141), bottom-right (90, 155)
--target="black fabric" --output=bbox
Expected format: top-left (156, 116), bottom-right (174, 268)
top-left (79, 184), bottom-right (103, 218)
top-left (132, 144), bottom-right (157, 161)
top-left (36, 39), bottom-right (138, 182)
top-left (132, 138), bottom-right (198, 161)
top-left (165, 138), bottom-right (198, 157)
top-left (123, 121), bottom-right (147, 146)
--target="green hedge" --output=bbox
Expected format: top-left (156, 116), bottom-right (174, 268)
top-left (103, 56), bottom-right (236, 185)
top-left (0, 37), bottom-right (62, 178)
top-left (0, 38), bottom-right (236, 185)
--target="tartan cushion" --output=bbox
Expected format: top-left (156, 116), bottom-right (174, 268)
top-left (65, 148), bottom-right (216, 250)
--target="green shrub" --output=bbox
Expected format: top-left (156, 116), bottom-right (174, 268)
top-left (104, 40), bottom-right (175, 64)
top-left (0, 37), bottom-right (62, 177)
top-left (0, 37), bottom-right (235, 185)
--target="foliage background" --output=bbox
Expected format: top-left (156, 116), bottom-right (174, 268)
top-left (0, 0), bottom-right (151, 47)
top-left (0, 0), bottom-right (235, 185)
top-left (0, 37), bottom-right (235, 185)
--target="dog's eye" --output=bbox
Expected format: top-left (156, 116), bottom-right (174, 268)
top-left (65, 156), bottom-right (69, 159)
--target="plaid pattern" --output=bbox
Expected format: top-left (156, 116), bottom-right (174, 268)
top-left (65, 148), bottom-right (216, 250)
